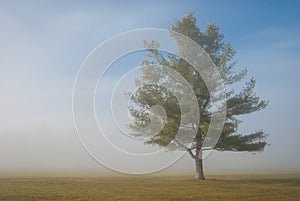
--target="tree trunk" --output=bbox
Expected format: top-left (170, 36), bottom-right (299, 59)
top-left (195, 158), bottom-right (205, 180)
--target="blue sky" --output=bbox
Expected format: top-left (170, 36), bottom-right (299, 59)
top-left (0, 0), bottom-right (299, 175)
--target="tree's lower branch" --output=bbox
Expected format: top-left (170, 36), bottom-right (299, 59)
top-left (187, 149), bottom-right (197, 160)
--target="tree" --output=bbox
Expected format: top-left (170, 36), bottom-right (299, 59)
top-left (128, 11), bottom-right (268, 180)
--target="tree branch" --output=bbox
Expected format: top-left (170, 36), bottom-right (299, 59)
top-left (187, 149), bottom-right (197, 160)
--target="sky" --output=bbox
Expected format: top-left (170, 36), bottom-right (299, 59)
top-left (0, 0), bottom-right (299, 176)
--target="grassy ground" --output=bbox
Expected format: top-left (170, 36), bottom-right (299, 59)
top-left (0, 174), bottom-right (299, 201)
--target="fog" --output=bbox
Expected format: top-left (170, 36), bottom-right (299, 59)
top-left (0, 1), bottom-right (299, 176)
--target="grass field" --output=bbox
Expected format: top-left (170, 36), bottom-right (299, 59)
top-left (0, 174), bottom-right (299, 201)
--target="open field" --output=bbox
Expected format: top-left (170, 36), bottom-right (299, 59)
top-left (0, 174), bottom-right (299, 201)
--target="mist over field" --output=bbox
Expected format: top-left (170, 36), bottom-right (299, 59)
top-left (0, 0), bottom-right (299, 177)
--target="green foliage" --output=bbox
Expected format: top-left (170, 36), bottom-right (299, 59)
top-left (129, 11), bottom-right (268, 154)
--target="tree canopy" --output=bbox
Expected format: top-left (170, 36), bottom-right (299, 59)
top-left (128, 11), bottom-right (269, 179)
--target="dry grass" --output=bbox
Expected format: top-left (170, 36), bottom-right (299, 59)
top-left (0, 174), bottom-right (299, 201)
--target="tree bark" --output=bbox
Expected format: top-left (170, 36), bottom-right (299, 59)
top-left (188, 148), bottom-right (205, 180)
top-left (195, 157), bottom-right (205, 180)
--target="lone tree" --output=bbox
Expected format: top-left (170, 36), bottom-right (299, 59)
top-left (128, 11), bottom-right (268, 180)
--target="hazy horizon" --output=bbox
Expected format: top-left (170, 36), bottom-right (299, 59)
top-left (0, 0), bottom-right (299, 177)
